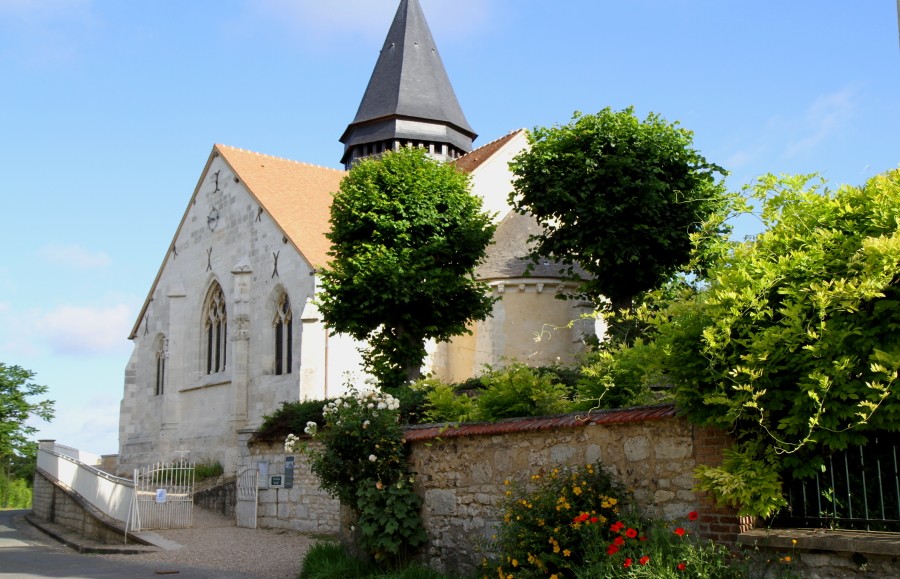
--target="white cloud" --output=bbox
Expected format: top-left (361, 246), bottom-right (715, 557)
top-left (0, 0), bottom-right (97, 67)
top-left (38, 243), bottom-right (112, 269)
top-left (35, 304), bottom-right (132, 356)
top-left (29, 394), bottom-right (120, 455)
top-left (784, 87), bottom-right (856, 159)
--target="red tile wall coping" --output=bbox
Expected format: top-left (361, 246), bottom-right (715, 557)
top-left (402, 404), bottom-right (678, 442)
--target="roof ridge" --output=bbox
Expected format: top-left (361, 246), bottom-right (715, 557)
top-left (215, 144), bottom-right (346, 174)
top-left (457, 128), bottom-right (525, 160)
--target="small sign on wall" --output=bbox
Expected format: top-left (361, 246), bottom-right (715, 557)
top-left (257, 462), bottom-right (269, 489)
top-left (284, 456), bottom-right (294, 489)
top-left (269, 475), bottom-right (284, 488)
top-left (155, 489), bottom-right (167, 503)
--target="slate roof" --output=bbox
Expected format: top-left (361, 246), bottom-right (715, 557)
top-left (476, 210), bottom-right (570, 280)
top-left (340, 0), bottom-right (476, 163)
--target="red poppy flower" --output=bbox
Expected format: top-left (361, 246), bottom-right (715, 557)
top-left (590, 516), bottom-right (599, 524)
top-left (623, 558), bottom-right (633, 568)
top-left (688, 511), bottom-right (699, 521)
top-left (639, 535), bottom-right (647, 542)
top-left (674, 527), bottom-right (686, 537)
top-left (625, 528), bottom-right (638, 539)
top-left (639, 556), bottom-right (650, 565)
top-left (677, 562), bottom-right (687, 571)
top-left (614, 536), bottom-right (625, 546)
top-left (607, 544), bottom-right (619, 556)
top-left (610, 521), bottom-right (625, 533)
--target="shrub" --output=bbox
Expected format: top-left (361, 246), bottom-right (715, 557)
top-left (574, 513), bottom-right (744, 578)
top-left (257, 398), bottom-right (333, 439)
top-left (415, 379), bottom-right (477, 423)
top-left (574, 339), bottom-right (668, 410)
top-left (489, 462), bottom-right (629, 578)
top-left (194, 460), bottom-right (224, 481)
top-left (288, 386), bottom-right (427, 565)
top-left (475, 364), bottom-right (573, 421)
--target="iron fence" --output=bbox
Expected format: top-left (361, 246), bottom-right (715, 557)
top-left (771, 434), bottom-right (900, 532)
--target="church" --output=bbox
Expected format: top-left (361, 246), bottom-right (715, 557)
top-left (118, 0), bottom-right (594, 474)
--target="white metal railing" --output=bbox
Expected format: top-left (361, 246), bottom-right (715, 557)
top-left (37, 444), bottom-right (134, 524)
top-left (130, 458), bottom-right (194, 531)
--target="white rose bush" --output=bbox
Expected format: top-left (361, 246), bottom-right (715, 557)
top-left (285, 386), bottom-right (426, 564)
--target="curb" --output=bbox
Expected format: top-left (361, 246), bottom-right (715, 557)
top-left (22, 513), bottom-right (159, 555)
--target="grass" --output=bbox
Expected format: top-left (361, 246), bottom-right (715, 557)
top-left (299, 542), bottom-right (470, 579)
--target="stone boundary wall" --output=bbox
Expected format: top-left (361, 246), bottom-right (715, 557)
top-left (402, 404), bottom-right (744, 575)
top-left (31, 469), bottom-right (137, 545)
top-left (245, 439), bottom-right (341, 534)
top-left (194, 478), bottom-right (237, 517)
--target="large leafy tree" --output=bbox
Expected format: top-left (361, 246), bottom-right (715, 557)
top-left (1, 363), bottom-right (54, 460)
top-left (649, 170), bottom-right (900, 516)
top-left (318, 147), bottom-right (497, 389)
top-left (509, 107), bottom-right (729, 311)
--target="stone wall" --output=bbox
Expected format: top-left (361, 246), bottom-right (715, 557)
top-left (31, 470), bottom-right (131, 544)
top-left (403, 405), bottom-right (740, 575)
top-left (245, 439), bottom-right (341, 534)
top-left (194, 478), bottom-right (237, 517)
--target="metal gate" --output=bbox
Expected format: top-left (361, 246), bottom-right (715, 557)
top-left (128, 457), bottom-right (194, 532)
top-left (236, 465), bottom-right (258, 529)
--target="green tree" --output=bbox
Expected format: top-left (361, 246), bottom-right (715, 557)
top-left (509, 107), bottom-right (730, 312)
top-left (318, 147), bottom-right (497, 388)
top-left (653, 170), bottom-right (900, 516)
top-left (1, 364), bottom-right (54, 460)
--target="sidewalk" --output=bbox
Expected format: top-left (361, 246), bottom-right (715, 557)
top-left (23, 506), bottom-right (322, 579)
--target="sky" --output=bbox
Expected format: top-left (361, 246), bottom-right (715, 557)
top-left (1, 0), bottom-right (898, 457)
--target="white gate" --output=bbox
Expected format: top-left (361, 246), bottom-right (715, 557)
top-left (128, 457), bottom-right (194, 532)
top-left (236, 466), bottom-right (258, 529)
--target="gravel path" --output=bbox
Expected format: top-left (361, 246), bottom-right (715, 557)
top-left (95, 507), bottom-right (322, 579)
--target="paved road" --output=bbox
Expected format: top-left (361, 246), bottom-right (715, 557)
top-left (0, 510), bottom-right (256, 579)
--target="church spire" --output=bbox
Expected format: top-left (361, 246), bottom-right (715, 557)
top-left (339, 0), bottom-right (477, 168)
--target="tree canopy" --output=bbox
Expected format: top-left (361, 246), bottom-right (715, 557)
top-left (0, 363), bottom-right (54, 459)
top-left (318, 147), bottom-right (497, 388)
top-left (509, 107), bottom-right (729, 310)
top-left (640, 170), bottom-right (900, 516)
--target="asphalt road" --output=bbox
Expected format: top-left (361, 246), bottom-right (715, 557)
top-left (0, 509), bottom-right (255, 579)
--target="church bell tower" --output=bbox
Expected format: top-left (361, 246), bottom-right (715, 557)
top-left (339, 0), bottom-right (477, 169)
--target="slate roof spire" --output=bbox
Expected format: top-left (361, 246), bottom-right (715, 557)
top-left (339, 0), bottom-right (477, 168)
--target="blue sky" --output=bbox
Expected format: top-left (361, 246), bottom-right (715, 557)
top-left (1, 0), bottom-right (898, 456)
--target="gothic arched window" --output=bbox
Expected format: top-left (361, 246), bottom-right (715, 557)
top-left (274, 292), bottom-right (292, 375)
top-left (155, 335), bottom-right (167, 396)
top-left (204, 284), bottom-right (228, 374)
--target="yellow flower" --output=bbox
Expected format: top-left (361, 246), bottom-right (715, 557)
top-left (572, 486), bottom-right (582, 495)
top-left (511, 559), bottom-right (518, 567)
top-left (553, 544), bottom-right (560, 553)
top-left (563, 549), bottom-right (571, 557)
top-left (550, 575), bottom-right (559, 579)
top-left (792, 539), bottom-right (798, 545)
top-left (504, 480), bottom-right (510, 485)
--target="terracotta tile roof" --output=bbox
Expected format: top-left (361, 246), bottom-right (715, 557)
top-left (217, 145), bottom-right (346, 269)
top-left (402, 404), bottom-right (677, 442)
top-left (454, 129), bottom-right (525, 173)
